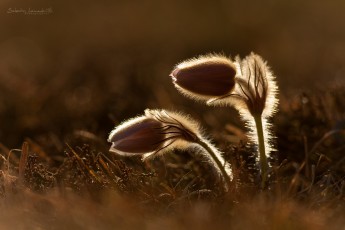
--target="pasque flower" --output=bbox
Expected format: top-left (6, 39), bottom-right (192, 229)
top-left (108, 109), bottom-right (198, 159)
top-left (170, 54), bottom-right (237, 103)
top-left (230, 53), bottom-right (278, 119)
top-left (232, 53), bottom-right (278, 188)
top-left (170, 52), bottom-right (279, 188)
top-left (108, 109), bottom-right (232, 190)
top-left (108, 117), bottom-right (165, 155)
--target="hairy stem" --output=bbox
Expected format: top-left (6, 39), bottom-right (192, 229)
top-left (195, 139), bottom-right (232, 191)
top-left (254, 115), bottom-right (268, 189)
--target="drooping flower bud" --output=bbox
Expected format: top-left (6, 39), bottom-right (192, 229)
top-left (108, 109), bottom-right (233, 189)
top-left (170, 54), bottom-right (236, 103)
top-left (108, 117), bottom-right (165, 155)
top-left (108, 109), bottom-right (199, 159)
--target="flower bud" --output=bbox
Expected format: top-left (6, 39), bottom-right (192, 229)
top-left (230, 53), bottom-right (279, 174)
top-left (108, 117), bottom-right (165, 155)
top-left (108, 109), bottom-right (233, 189)
top-left (108, 109), bottom-right (200, 158)
top-left (170, 54), bottom-right (236, 102)
top-left (233, 53), bottom-right (278, 118)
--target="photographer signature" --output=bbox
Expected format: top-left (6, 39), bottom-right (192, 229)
top-left (7, 7), bottom-right (53, 15)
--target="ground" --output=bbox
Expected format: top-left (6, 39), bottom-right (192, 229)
top-left (1, 1), bottom-right (345, 229)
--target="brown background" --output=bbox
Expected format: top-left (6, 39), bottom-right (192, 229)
top-left (0, 0), bottom-right (344, 147)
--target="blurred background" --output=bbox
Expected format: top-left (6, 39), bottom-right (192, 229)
top-left (0, 0), bottom-right (345, 149)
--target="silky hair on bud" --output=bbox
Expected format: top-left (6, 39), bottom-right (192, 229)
top-left (170, 52), bottom-right (279, 188)
top-left (108, 109), bottom-right (233, 190)
top-left (144, 109), bottom-right (233, 184)
top-left (170, 54), bottom-right (237, 103)
top-left (141, 109), bottom-right (200, 160)
top-left (108, 115), bottom-right (165, 157)
top-left (233, 53), bottom-right (279, 118)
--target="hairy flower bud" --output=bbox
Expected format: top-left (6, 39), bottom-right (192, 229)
top-left (108, 109), bottom-right (200, 159)
top-left (108, 109), bottom-right (233, 189)
top-left (232, 53), bottom-right (278, 118)
top-left (170, 52), bottom-right (280, 188)
top-left (108, 118), bottom-right (165, 155)
top-left (170, 54), bottom-right (236, 102)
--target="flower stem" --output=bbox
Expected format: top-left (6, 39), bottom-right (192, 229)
top-left (195, 139), bottom-right (232, 191)
top-left (253, 115), bottom-right (268, 189)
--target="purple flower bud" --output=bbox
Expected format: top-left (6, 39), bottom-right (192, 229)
top-left (108, 118), bottom-right (165, 155)
top-left (170, 55), bottom-right (236, 100)
top-left (108, 109), bottom-right (202, 159)
top-left (108, 109), bottom-right (233, 189)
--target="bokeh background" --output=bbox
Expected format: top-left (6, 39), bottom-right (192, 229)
top-left (1, 0), bottom-right (345, 149)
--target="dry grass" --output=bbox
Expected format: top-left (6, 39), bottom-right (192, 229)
top-left (1, 1), bottom-right (345, 229)
top-left (0, 85), bottom-right (344, 229)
